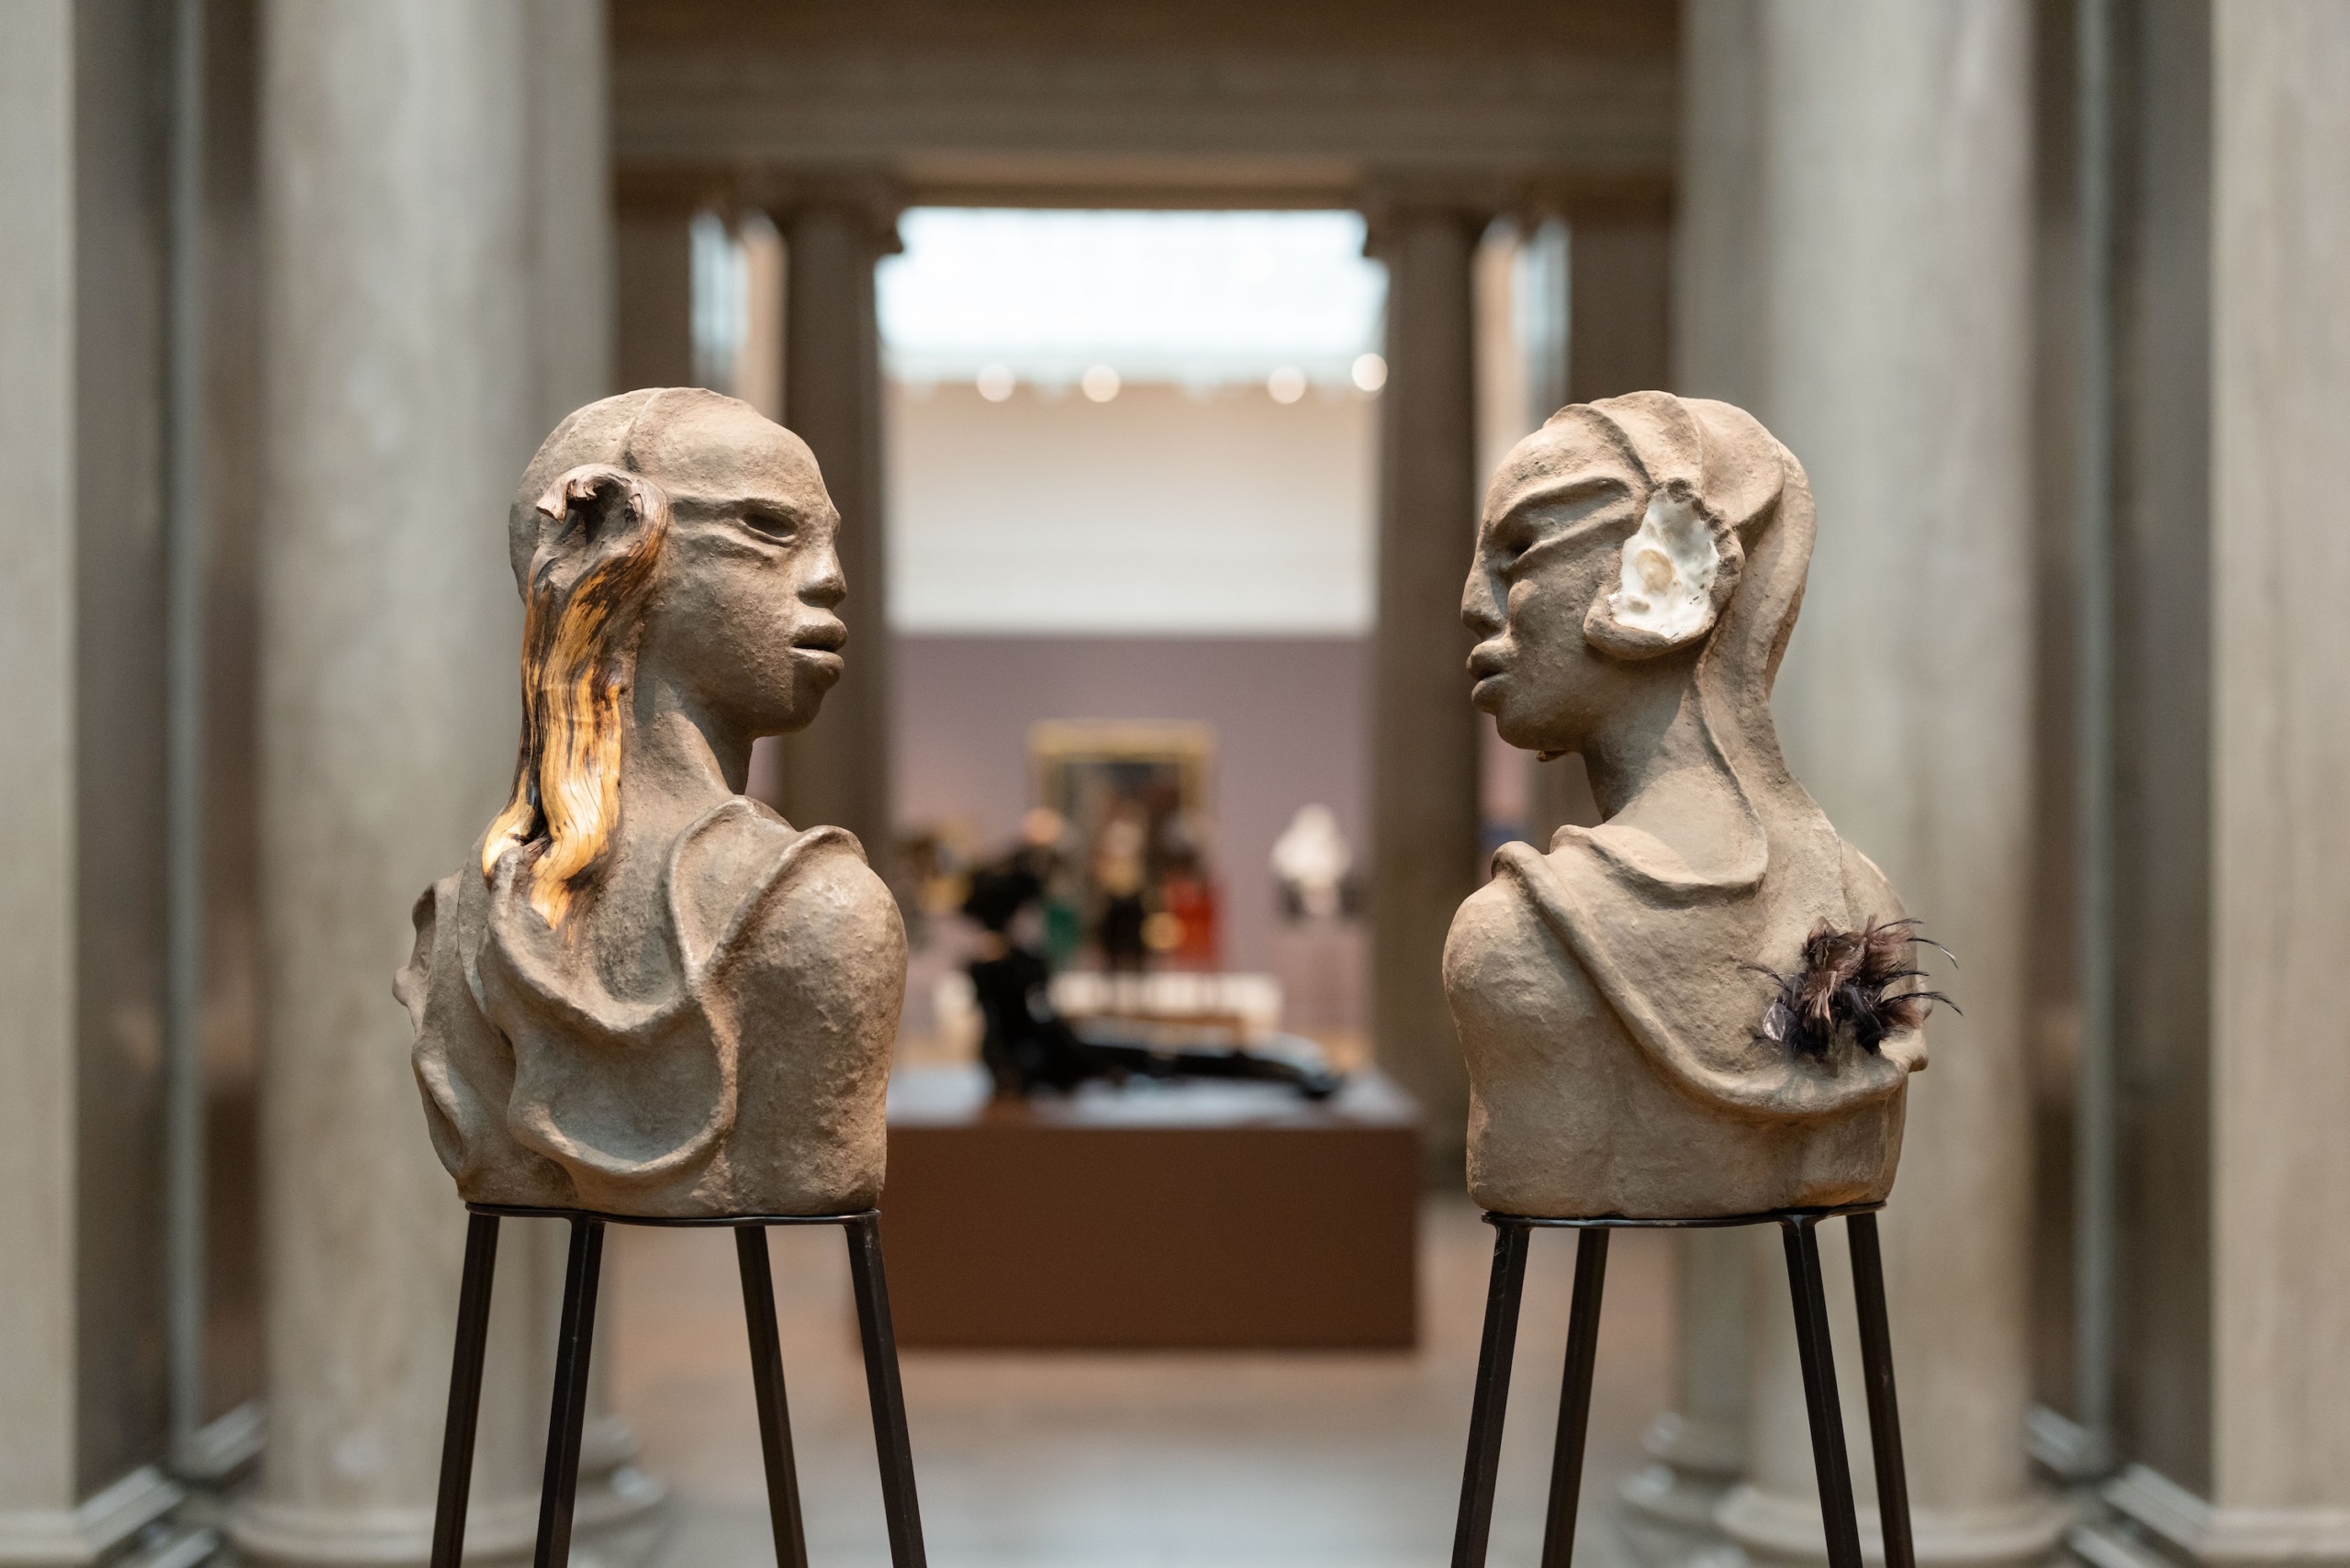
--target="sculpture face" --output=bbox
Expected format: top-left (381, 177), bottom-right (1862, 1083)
top-left (632, 401), bottom-right (847, 740)
top-left (1460, 420), bottom-right (1680, 757)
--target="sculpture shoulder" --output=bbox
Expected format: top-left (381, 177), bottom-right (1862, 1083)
top-left (1443, 843), bottom-right (1610, 1027)
top-left (1838, 838), bottom-right (1908, 925)
top-left (667, 799), bottom-right (907, 981)
top-left (397, 865), bottom-right (482, 1023)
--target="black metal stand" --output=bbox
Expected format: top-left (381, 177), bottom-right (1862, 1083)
top-left (427, 1203), bottom-right (928, 1568)
top-left (1449, 1203), bottom-right (1912, 1568)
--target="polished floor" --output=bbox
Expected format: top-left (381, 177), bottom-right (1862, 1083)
top-left (606, 1193), bottom-right (1673, 1568)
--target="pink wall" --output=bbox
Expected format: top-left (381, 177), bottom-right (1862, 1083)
top-left (893, 634), bottom-right (1369, 973)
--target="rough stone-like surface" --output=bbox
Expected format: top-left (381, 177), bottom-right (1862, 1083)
top-left (399, 388), bottom-right (906, 1218)
top-left (1447, 392), bottom-right (1924, 1219)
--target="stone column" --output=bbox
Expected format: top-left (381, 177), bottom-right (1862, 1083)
top-left (232, 6), bottom-right (653, 1564)
top-left (763, 187), bottom-right (898, 866)
top-left (1364, 195), bottom-right (1486, 1170)
top-left (0, 6), bottom-right (154, 1561)
top-left (614, 205), bottom-right (692, 395)
top-left (1687, 5), bottom-right (2068, 1566)
top-left (2132, 3), bottom-right (2350, 1553)
top-left (1, 2), bottom-right (209, 1558)
top-left (1619, 1234), bottom-right (1751, 1564)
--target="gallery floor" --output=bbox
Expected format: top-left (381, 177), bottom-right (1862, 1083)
top-left (606, 1193), bottom-right (1673, 1568)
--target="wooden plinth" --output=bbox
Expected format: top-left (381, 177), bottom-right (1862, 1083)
top-left (881, 1067), bottom-right (1422, 1350)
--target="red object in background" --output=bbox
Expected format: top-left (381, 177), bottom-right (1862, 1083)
top-left (1158, 874), bottom-right (1220, 969)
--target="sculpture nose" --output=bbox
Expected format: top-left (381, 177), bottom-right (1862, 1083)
top-left (801, 546), bottom-right (846, 609)
top-left (1461, 567), bottom-right (1505, 638)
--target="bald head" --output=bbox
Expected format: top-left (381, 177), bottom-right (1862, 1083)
top-left (508, 389), bottom-right (827, 592)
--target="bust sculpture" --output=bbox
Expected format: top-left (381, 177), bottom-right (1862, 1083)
top-left (396, 388), bottom-right (907, 1218)
top-left (1445, 392), bottom-right (1940, 1219)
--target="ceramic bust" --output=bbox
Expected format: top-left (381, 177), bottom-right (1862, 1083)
top-left (1445, 392), bottom-right (1941, 1219)
top-left (396, 388), bottom-right (906, 1218)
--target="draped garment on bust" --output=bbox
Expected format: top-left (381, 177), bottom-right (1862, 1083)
top-left (397, 797), bottom-right (905, 1218)
top-left (1446, 802), bottom-right (1923, 1219)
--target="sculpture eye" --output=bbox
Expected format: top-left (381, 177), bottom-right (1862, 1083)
top-left (741, 507), bottom-right (799, 543)
top-left (1493, 517), bottom-right (1544, 577)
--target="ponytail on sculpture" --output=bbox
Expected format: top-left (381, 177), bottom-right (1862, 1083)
top-left (483, 465), bottom-right (672, 926)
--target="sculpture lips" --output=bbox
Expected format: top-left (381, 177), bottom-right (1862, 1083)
top-left (789, 624), bottom-right (846, 684)
top-left (1467, 646), bottom-right (1510, 704)
top-left (791, 620), bottom-right (846, 656)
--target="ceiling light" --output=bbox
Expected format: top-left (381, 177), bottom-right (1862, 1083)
top-left (1081, 364), bottom-right (1121, 402)
top-left (1268, 366), bottom-right (1306, 404)
top-left (976, 364), bottom-right (1015, 401)
top-left (1351, 353), bottom-right (1387, 393)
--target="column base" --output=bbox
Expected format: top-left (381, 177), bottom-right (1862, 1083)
top-left (2079, 1463), bottom-right (2350, 1568)
top-left (1716, 1483), bottom-right (2070, 1568)
top-left (573, 1414), bottom-right (669, 1568)
top-left (229, 1433), bottom-right (665, 1568)
top-left (0, 1467), bottom-right (187, 1568)
top-left (1618, 1412), bottom-right (1747, 1567)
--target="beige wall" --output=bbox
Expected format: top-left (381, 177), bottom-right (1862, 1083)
top-left (887, 379), bottom-right (1377, 636)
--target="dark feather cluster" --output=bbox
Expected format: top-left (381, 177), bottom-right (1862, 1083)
top-left (1751, 918), bottom-right (1954, 1058)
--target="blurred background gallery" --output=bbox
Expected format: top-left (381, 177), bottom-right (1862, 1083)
top-left (681, 204), bottom-right (1570, 1066)
top-left (8, 5), bottom-right (2348, 1568)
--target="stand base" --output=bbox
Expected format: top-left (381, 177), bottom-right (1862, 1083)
top-left (1450, 1204), bottom-right (1913, 1568)
top-left (427, 1204), bottom-right (927, 1568)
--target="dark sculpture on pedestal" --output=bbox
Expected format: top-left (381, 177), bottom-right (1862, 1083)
top-left (398, 387), bottom-right (907, 1219)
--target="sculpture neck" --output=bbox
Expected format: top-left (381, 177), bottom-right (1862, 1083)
top-left (615, 673), bottom-right (751, 844)
top-left (1581, 672), bottom-right (1741, 853)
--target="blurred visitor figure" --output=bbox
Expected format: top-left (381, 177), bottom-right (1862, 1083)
top-left (1151, 811), bottom-right (1221, 969)
top-left (961, 819), bottom-right (1336, 1100)
top-left (1273, 802), bottom-right (1355, 921)
top-left (1269, 802), bottom-right (1366, 1045)
top-left (1093, 808), bottom-right (1151, 970)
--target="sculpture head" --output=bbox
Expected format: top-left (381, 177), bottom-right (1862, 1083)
top-left (1461, 392), bottom-right (1806, 768)
top-left (483, 388), bottom-right (846, 924)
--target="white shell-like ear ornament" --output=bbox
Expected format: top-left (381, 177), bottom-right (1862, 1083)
top-left (1608, 489), bottom-right (1719, 641)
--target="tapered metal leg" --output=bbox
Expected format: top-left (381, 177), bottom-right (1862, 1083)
top-left (1539, 1229), bottom-right (1611, 1568)
top-left (737, 1226), bottom-right (811, 1568)
top-left (845, 1215), bottom-right (928, 1568)
top-left (1781, 1217), bottom-right (1863, 1568)
top-left (533, 1218), bottom-right (605, 1568)
top-left (429, 1215), bottom-right (501, 1568)
top-left (1450, 1219), bottom-right (1533, 1568)
top-left (1848, 1214), bottom-right (1916, 1568)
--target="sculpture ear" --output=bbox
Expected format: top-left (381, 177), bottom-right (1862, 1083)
top-left (527, 465), bottom-right (670, 595)
top-left (1582, 483), bottom-right (1742, 660)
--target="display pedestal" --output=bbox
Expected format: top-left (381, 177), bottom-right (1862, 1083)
top-left (882, 1067), bottom-right (1420, 1348)
top-left (426, 1204), bottom-right (926, 1568)
top-left (1452, 1204), bottom-right (1914, 1568)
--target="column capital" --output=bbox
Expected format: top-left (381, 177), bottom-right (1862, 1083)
top-left (743, 167), bottom-right (905, 256)
top-left (1355, 172), bottom-right (1505, 257)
